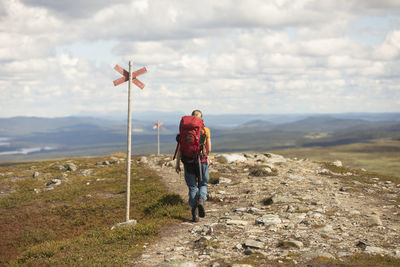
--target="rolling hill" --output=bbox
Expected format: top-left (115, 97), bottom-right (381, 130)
top-left (0, 113), bottom-right (399, 161)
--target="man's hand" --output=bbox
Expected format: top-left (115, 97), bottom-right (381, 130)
top-left (175, 164), bottom-right (181, 174)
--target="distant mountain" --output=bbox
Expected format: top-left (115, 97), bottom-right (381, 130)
top-left (66, 111), bottom-right (400, 128)
top-left (275, 116), bottom-right (376, 133)
top-left (301, 122), bottom-right (400, 147)
top-left (0, 116), bottom-right (120, 136)
top-left (231, 120), bottom-right (275, 134)
top-left (239, 120), bottom-right (274, 128)
top-left (0, 113), bottom-right (399, 161)
top-left (330, 112), bottom-right (400, 122)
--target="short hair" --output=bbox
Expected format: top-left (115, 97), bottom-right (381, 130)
top-left (191, 110), bottom-right (202, 118)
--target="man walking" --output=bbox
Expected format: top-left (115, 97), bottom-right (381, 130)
top-left (175, 110), bottom-right (211, 222)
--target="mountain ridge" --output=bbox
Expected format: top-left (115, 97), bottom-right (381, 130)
top-left (1, 113), bottom-right (399, 161)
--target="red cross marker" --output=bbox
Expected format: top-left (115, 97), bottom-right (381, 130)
top-left (113, 64), bottom-right (147, 89)
top-left (152, 121), bottom-right (164, 130)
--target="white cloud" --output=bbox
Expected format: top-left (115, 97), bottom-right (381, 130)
top-left (373, 30), bottom-right (400, 60)
top-left (0, 0), bottom-right (399, 117)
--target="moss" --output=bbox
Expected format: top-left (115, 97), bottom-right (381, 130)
top-left (0, 156), bottom-right (187, 266)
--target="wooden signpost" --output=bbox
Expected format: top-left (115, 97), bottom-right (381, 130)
top-left (113, 61), bottom-right (147, 223)
top-left (152, 121), bottom-right (164, 155)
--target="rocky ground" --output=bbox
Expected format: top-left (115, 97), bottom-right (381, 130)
top-left (132, 153), bottom-right (400, 266)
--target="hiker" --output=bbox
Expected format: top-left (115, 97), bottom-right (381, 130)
top-left (174, 110), bottom-right (211, 222)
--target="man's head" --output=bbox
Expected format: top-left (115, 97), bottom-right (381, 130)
top-left (191, 110), bottom-right (203, 118)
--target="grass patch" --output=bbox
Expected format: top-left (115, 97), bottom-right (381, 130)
top-left (271, 139), bottom-right (400, 179)
top-left (0, 156), bottom-right (187, 266)
top-left (322, 162), bottom-right (400, 185)
top-left (223, 253), bottom-right (400, 266)
top-left (307, 253), bottom-right (400, 267)
top-left (144, 193), bottom-right (186, 219)
top-left (12, 222), bottom-right (159, 266)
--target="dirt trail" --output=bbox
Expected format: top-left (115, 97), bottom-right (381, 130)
top-left (132, 153), bottom-right (400, 266)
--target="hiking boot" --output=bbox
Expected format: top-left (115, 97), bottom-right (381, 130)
top-left (198, 197), bottom-right (205, 218)
top-left (191, 206), bottom-right (199, 222)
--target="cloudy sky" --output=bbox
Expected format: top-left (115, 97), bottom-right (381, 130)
top-left (1, 0), bottom-right (399, 117)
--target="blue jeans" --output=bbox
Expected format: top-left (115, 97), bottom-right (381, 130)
top-left (184, 162), bottom-right (209, 208)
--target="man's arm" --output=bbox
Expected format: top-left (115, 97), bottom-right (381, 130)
top-left (175, 144), bottom-right (181, 173)
top-left (206, 137), bottom-right (211, 153)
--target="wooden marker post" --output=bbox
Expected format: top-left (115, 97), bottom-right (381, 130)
top-left (125, 61), bottom-right (133, 222)
top-left (152, 121), bottom-right (164, 155)
top-left (113, 61), bottom-right (147, 224)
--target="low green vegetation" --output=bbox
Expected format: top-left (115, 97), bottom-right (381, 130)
top-left (307, 254), bottom-right (400, 267)
top-left (322, 161), bottom-right (400, 185)
top-left (0, 155), bottom-right (187, 266)
top-left (223, 253), bottom-right (400, 266)
top-left (271, 139), bottom-right (400, 178)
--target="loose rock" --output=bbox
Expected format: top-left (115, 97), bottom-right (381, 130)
top-left (244, 239), bottom-right (264, 249)
top-left (216, 154), bottom-right (247, 163)
top-left (255, 214), bottom-right (281, 226)
top-left (65, 163), bottom-right (77, 171)
top-left (46, 179), bottom-right (61, 187)
top-left (333, 160), bottom-right (343, 167)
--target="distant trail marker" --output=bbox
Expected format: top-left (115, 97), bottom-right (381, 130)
top-left (113, 61), bottom-right (147, 223)
top-left (152, 121), bottom-right (164, 155)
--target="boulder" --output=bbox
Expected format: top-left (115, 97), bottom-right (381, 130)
top-left (288, 174), bottom-right (303, 180)
top-left (81, 169), bottom-right (93, 177)
top-left (271, 194), bottom-right (295, 204)
top-left (303, 251), bottom-right (335, 260)
top-left (255, 214), bottom-right (281, 226)
top-left (216, 153), bottom-right (247, 163)
top-left (317, 169), bottom-right (330, 175)
top-left (139, 156), bottom-right (148, 164)
top-left (226, 220), bottom-right (248, 226)
top-left (333, 160), bottom-right (343, 167)
top-left (265, 153), bottom-right (287, 164)
top-left (249, 168), bottom-right (275, 177)
top-left (110, 219), bottom-right (137, 230)
top-left (219, 177), bottom-right (232, 184)
top-left (53, 164), bottom-right (66, 171)
top-left (365, 246), bottom-right (387, 254)
top-left (46, 179), bottom-right (61, 187)
top-left (368, 215), bottom-right (383, 226)
top-left (65, 163), bottom-right (77, 171)
top-left (278, 240), bottom-right (304, 249)
top-left (244, 239), bottom-right (264, 249)
top-left (165, 161), bottom-right (175, 167)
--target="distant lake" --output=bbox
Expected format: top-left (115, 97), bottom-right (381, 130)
top-left (0, 136), bottom-right (55, 155)
top-left (0, 137), bottom-right (10, 146)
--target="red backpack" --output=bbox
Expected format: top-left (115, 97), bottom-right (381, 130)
top-left (173, 116), bottom-right (206, 163)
